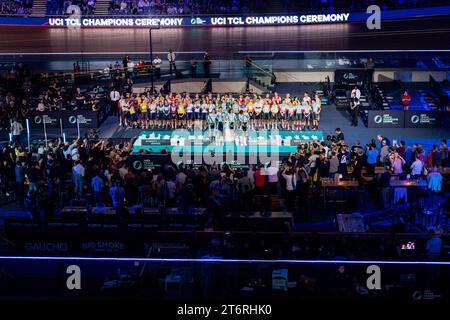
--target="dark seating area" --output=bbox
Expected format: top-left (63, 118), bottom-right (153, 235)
top-left (0, 0), bottom-right (33, 15)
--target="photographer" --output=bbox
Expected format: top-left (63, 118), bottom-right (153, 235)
top-left (335, 128), bottom-right (345, 143)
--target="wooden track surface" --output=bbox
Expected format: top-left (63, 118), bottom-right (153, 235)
top-left (0, 16), bottom-right (449, 55)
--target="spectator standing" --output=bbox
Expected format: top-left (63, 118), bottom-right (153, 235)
top-left (266, 163), bottom-right (279, 194)
top-left (295, 165), bottom-right (309, 220)
top-left (396, 140), bottom-right (406, 159)
top-left (247, 165), bottom-right (255, 189)
top-left (72, 161), bottom-right (85, 199)
top-left (426, 228), bottom-right (443, 260)
top-left (190, 57), bottom-right (197, 78)
top-left (427, 167), bottom-right (442, 193)
top-left (26, 190), bottom-right (39, 222)
top-left (379, 139), bottom-right (390, 165)
top-left (74, 87), bottom-right (85, 110)
top-left (91, 172), bottom-right (105, 205)
top-left (282, 166), bottom-right (296, 212)
top-left (335, 128), bottom-right (344, 142)
top-left (365, 144), bottom-right (379, 175)
top-left (203, 52), bottom-right (212, 78)
top-left (153, 55), bottom-right (162, 79)
top-left (127, 60), bottom-right (135, 77)
top-left (237, 171), bottom-right (253, 212)
top-left (245, 55), bottom-right (253, 78)
top-left (329, 151), bottom-right (339, 178)
top-left (122, 56), bottom-right (130, 71)
top-left (167, 49), bottom-right (176, 75)
top-left (401, 90), bottom-right (411, 110)
top-left (351, 86), bottom-right (361, 100)
top-left (254, 165), bottom-right (266, 194)
top-left (11, 118), bottom-right (24, 145)
top-left (110, 180), bottom-right (126, 218)
top-left (404, 146), bottom-right (413, 166)
top-left (366, 58), bottom-right (375, 90)
top-left (410, 155), bottom-right (424, 178)
top-left (15, 161), bottom-right (25, 207)
top-left (110, 87), bottom-right (121, 117)
top-left (73, 62), bottom-right (81, 74)
top-left (349, 95), bottom-right (360, 126)
top-left (389, 151), bottom-right (405, 175)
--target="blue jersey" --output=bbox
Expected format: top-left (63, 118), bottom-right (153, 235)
top-left (163, 104), bottom-right (170, 114)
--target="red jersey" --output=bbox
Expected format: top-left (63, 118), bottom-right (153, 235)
top-left (402, 93), bottom-right (411, 106)
top-left (272, 95), bottom-right (281, 104)
top-left (255, 170), bottom-right (265, 187)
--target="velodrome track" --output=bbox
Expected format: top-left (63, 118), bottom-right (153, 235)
top-left (0, 16), bottom-right (449, 55)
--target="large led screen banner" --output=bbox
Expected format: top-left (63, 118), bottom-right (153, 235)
top-left (0, 6), bottom-right (448, 28)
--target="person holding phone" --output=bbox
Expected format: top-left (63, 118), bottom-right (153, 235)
top-left (389, 151), bottom-right (405, 175)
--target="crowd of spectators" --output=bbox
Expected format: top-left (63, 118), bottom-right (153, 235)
top-left (0, 0), bottom-right (33, 15)
top-left (0, 62), bottom-right (108, 133)
top-left (106, 0), bottom-right (448, 16)
top-left (282, 0), bottom-right (449, 13)
top-left (2, 125), bottom-right (448, 263)
top-left (47, 0), bottom-right (96, 15)
top-left (0, 123), bottom-right (448, 225)
top-left (0, 62), bottom-right (449, 233)
top-left (107, 0), bottom-right (259, 16)
top-left (1, 0), bottom-right (448, 17)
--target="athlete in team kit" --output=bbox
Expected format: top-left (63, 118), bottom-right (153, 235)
top-left (114, 91), bottom-right (323, 132)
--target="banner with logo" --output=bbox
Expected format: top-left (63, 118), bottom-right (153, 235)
top-left (128, 154), bottom-right (172, 171)
top-left (335, 69), bottom-right (367, 86)
top-left (404, 110), bottom-right (442, 128)
top-left (367, 110), bottom-right (404, 128)
top-left (63, 110), bottom-right (99, 128)
top-left (0, 6), bottom-right (448, 28)
top-left (31, 111), bottom-right (62, 128)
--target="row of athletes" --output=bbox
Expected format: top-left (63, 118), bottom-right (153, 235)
top-left (116, 91), bottom-right (322, 131)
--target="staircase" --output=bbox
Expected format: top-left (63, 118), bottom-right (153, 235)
top-left (95, 0), bottom-right (110, 15)
top-left (31, 0), bottom-right (47, 17)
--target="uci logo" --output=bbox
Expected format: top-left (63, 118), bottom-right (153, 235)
top-left (412, 290), bottom-right (423, 300)
top-left (374, 115), bottom-right (383, 124)
top-left (411, 115), bottom-right (420, 124)
top-left (133, 160), bottom-right (143, 170)
top-left (69, 116), bottom-right (78, 124)
top-left (34, 115), bottom-right (42, 124)
top-left (191, 18), bottom-right (206, 25)
top-left (343, 73), bottom-right (357, 80)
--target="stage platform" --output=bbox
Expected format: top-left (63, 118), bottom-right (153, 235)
top-left (132, 130), bottom-right (324, 155)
